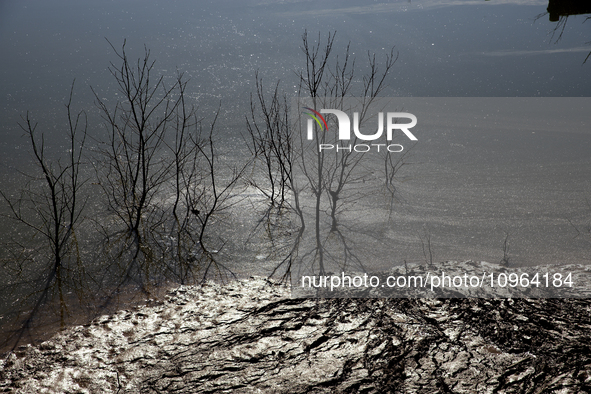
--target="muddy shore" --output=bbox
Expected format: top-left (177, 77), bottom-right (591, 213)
top-left (2, 264), bottom-right (591, 393)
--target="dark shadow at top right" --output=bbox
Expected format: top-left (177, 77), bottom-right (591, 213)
top-left (547, 0), bottom-right (591, 22)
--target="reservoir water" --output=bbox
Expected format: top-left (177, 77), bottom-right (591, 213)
top-left (1, 0), bottom-right (591, 347)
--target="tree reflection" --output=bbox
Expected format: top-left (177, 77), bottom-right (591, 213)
top-left (0, 41), bottom-right (247, 354)
top-left (289, 32), bottom-right (410, 294)
top-left (0, 82), bottom-right (88, 351)
top-left (547, 0), bottom-right (591, 22)
top-left (541, 0), bottom-right (591, 63)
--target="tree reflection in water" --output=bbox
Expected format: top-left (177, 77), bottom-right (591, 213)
top-left (542, 0), bottom-right (591, 63)
top-left (0, 41), bottom-right (247, 354)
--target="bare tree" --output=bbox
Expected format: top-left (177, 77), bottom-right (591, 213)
top-left (91, 40), bottom-right (199, 290)
top-left (244, 67), bottom-right (311, 283)
top-left (247, 31), bottom-right (406, 284)
top-left (92, 40), bottom-right (248, 288)
top-left (295, 31), bottom-right (400, 278)
top-left (93, 40), bottom-right (178, 251)
top-left (1, 40), bottom-right (251, 351)
top-left (192, 111), bottom-right (250, 282)
top-left (245, 72), bottom-right (293, 208)
top-left (0, 82), bottom-right (88, 350)
top-left (535, 11), bottom-right (591, 65)
top-left (165, 103), bottom-right (250, 283)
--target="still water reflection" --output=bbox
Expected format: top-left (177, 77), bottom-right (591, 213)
top-left (547, 0), bottom-right (591, 21)
top-left (1, 0), bottom-right (590, 350)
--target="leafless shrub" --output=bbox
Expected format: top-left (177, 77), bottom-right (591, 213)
top-left (294, 31), bottom-right (401, 277)
top-left (0, 81), bottom-right (88, 349)
top-left (92, 40), bottom-right (246, 288)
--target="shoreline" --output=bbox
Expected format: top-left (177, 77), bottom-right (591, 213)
top-left (2, 267), bottom-right (591, 393)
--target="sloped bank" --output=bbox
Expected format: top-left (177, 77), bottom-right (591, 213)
top-left (1, 264), bottom-right (591, 393)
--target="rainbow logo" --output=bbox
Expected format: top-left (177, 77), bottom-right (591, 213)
top-left (303, 107), bottom-right (328, 131)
